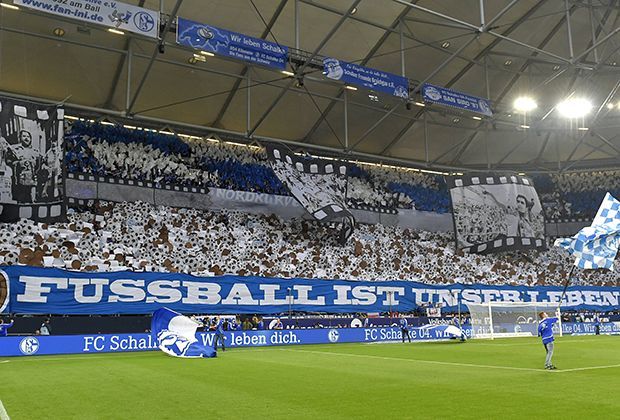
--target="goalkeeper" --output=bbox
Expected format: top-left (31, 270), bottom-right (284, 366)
top-left (538, 312), bottom-right (558, 370)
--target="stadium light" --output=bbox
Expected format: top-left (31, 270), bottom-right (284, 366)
top-left (606, 102), bottom-right (615, 109)
top-left (513, 96), bottom-right (537, 112)
top-left (108, 28), bottom-right (125, 35)
top-left (556, 98), bottom-right (592, 118)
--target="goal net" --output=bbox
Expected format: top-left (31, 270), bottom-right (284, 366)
top-left (465, 302), bottom-right (562, 339)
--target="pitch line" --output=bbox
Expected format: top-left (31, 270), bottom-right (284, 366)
top-left (279, 348), bottom-right (546, 372)
top-left (0, 352), bottom-right (161, 363)
top-left (0, 399), bottom-right (10, 420)
top-left (552, 363), bottom-right (620, 373)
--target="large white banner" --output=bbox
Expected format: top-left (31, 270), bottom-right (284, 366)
top-left (14, 0), bottom-right (159, 38)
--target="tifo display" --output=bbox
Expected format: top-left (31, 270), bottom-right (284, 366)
top-left (3, 1), bottom-right (620, 418)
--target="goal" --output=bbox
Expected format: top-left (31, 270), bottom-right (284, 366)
top-left (465, 302), bottom-right (562, 339)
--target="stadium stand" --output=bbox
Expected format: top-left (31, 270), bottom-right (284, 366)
top-left (0, 200), bottom-right (616, 286)
top-left (65, 122), bottom-right (620, 220)
top-left (64, 121), bottom-right (448, 212)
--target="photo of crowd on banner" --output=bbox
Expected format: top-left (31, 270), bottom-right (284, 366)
top-left (449, 175), bottom-right (545, 253)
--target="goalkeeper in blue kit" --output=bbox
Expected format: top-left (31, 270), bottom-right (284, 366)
top-left (538, 312), bottom-right (558, 370)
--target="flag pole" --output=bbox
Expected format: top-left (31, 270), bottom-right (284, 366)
top-left (558, 265), bottom-right (576, 309)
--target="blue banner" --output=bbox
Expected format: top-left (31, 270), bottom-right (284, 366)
top-left (176, 17), bottom-right (288, 70)
top-left (323, 58), bottom-right (409, 98)
top-left (422, 83), bottom-right (492, 117)
top-left (0, 326), bottom-right (464, 357)
top-left (2, 323), bottom-right (618, 357)
top-left (1, 266), bottom-right (620, 314)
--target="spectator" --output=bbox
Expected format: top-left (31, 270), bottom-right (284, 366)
top-left (40, 318), bottom-right (51, 336)
top-left (0, 317), bottom-right (14, 337)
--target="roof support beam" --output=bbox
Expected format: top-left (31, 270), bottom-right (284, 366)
top-left (0, 88), bottom-right (471, 172)
top-left (496, 133), bottom-right (531, 166)
top-left (450, 131), bottom-right (480, 165)
top-left (348, 102), bottom-right (403, 151)
top-left (593, 132), bottom-right (620, 155)
top-left (534, 134), bottom-right (552, 163)
top-left (379, 33), bottom-right (479, 155)
top-left (572, 27), bottom-right (620, 63)
top-left (127, 0), bottom-right (184, 115)
top-left (484, 0), bottom-right (519, 30)
top-left (381, 1), bottom-right (550, 158)
top-left (209, 0), bottom-right (289, 127)
top-left (391, 0), bottom-right (479, 31)
top-left (562, 78), bottom-right (620, 164)
top-left (430, 132), bottom-right (475, 164)
top-left (302, 4), bottom-right (415, 144)
top-left (247, 0), bottom-right (362, 137)
top-left (103, 0), bottom-right (146, 108)
top-left (393, 0), bottom-right (575, 65)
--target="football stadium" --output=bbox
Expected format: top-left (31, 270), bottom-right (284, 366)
top-left (1, 0), bottom-right (620, 418)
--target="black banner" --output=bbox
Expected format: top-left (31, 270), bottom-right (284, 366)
top-left (0, 98), bottom-right (65, 222)
top-left (447, 173), bottom-right (546, 254)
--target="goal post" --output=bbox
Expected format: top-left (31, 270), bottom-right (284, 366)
top-left (466, 302), bottom-right (562, 340)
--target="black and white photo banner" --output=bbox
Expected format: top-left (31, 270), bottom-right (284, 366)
top-left (266, 145), bottom-right (353, 222)
top-left (447, 173), bottom-right (546, 254)
top-left (0, 97), bottom-right (65, 222)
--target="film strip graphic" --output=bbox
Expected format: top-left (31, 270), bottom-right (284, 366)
top-left (446, 173), bottom-right (534, 189)
top-left (267, 145), bottom-right (352, 222)
top-left (267, 146), bottom-right (349, 176)
top-left (462, 236), bottom-right (546, 254)
top-left (0, 202), bottom-right (64, 220)
top-left (67, 173), bottom-right (208, 194)
top-left (347, 202), bottom-right (398, 215)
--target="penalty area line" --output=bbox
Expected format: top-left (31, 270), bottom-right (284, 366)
top-left (0, 399), bottom-right (10, 420)
top-left (279, 348), bottom-right (546, 372)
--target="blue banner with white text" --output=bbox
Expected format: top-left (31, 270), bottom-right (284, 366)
top-left (2, 323), bottom-right (619, 357)
top-left (1, 266), bottom-right (619, 315)
top-left (323, 57), bottom-right (409, 98)
top-left (176, 17), bottom-right (288, 70)
top-left (422, 83), bottom-right (492, 117)
top-left (0, 327), bottom-right (467, 357)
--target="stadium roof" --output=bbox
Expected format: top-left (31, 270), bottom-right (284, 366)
top-left (2, 0), bottom-right (620, 173)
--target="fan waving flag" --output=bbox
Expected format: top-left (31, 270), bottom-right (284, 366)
top-left (554, 193), bottom-right (620, 270)
top-left (151, 308), bottom-right (216, 358)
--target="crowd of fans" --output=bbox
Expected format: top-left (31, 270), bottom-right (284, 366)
top-left (64, 121), bottom-right (448, 212)
top-left (64, 121), bottom-right (620, 219)
top-left (0, 200), bottom-right (616, 286)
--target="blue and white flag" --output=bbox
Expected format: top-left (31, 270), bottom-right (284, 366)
top-left (151, 308), bottom-right (216, 358)
top-left (555, 192), bottom-right (620, 270)
top-left (420, 324), bottom-right (465, 339)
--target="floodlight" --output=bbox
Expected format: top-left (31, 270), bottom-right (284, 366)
top-left (513, 96), bottom-right (537, 112)
top-left (556, 98), bottom-right (592, 118)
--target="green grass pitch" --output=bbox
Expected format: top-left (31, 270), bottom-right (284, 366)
top-left (2, 335), bottom-right (620, 419)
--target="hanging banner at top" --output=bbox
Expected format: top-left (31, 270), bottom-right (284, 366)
top-left (323, 58), bottom-right (409, 99)
top-left (176, 17), bottom-right (288, 70)
top-left (13, 0), bottom-right (159, 39)
top-left (422, 83), bottom-right (493, 117)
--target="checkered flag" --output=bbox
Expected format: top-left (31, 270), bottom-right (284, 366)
top-left (554, 193), bottom-right (620, 270)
